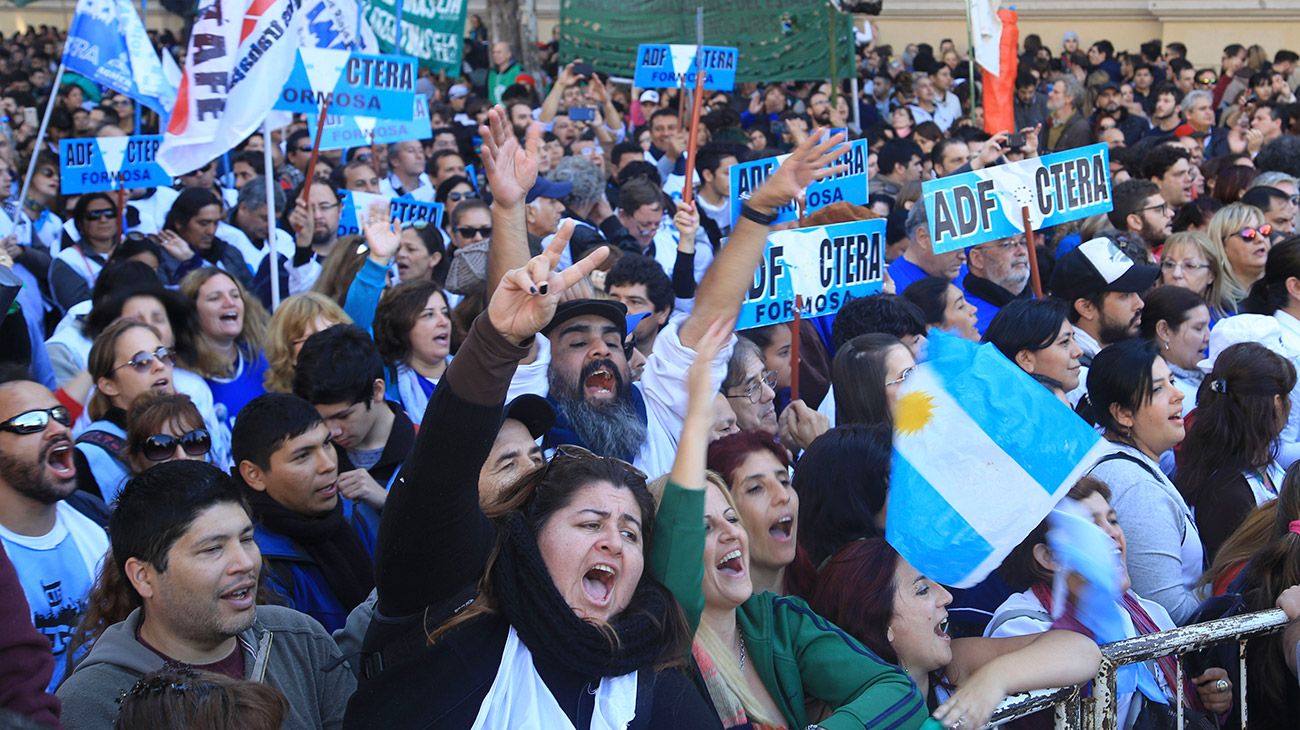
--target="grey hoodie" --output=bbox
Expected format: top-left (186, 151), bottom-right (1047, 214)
top-left (56, 605), bottom-right (354, 729)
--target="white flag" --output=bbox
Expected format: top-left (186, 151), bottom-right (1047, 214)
top-left (969, 0), bottom-right (1003, 77)
top-left (156, 0), bottom-right (301, 176)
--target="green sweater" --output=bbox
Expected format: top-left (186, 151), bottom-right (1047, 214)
top-left (650, 481), bottom-right (928, 730)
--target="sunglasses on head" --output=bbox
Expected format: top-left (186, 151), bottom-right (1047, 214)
top-left (1239, 224), bottom-right (1273, 239)
top-left (114, 346), bottom-right (174, 375)
top-left (456, 225), bottom-right (492, 239)
top-left (85, 208), bottom-right (115, 220)
top-left (142, 429), bottom-right (211, 462)
top-left (0, 406), bottom-right (70, 435)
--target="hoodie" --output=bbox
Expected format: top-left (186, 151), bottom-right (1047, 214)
top-left (56, 605), bottom-right (354, 729)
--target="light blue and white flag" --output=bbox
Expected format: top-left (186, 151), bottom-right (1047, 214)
top-left (887, 332), bottom-right (1106, 588)
top-left (63, 0), bottom-right (176, 114)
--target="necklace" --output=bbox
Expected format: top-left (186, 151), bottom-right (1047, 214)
top-left (737, 630), bottom-right (747, 672)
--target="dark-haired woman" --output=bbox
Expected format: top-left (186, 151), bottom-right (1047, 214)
top-left (793, 424), bottom-right (891, 568)
top-left (123, 393), bottom-right (211, 474)
top-left (902, 276), bottom-right (979, 341)
top-left (1084, 338), bottom-right (1203, 623)
top-left (1175, 342), bottom-right (1294, 560)
top-left (49, 193), bottom-right (120, 313)
top-left (826, 333), bottom-right (915, 427)
top-left (984, 298), bottom-right (1083, 401)
top-left (372, 278), bottom-right (453, 423)
top-left (157, 188), bottom-right (253, 289)
top-left (346, 228), bottom-right (720, 728)
top-left (1138, 285), bottom-right (1210, 415)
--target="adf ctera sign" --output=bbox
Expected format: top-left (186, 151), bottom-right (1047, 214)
top-left (60, 135), bottom-right (171, 193)
top-left (276, 48), bottom-right (417, 119)
top-left (634, 44), bottom-right (737, 91)
top-left (922, 143), bottom-right (1113, 254)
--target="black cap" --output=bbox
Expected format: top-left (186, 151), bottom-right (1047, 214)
top-left (502, 394), bottom-right (555, 438)
top-left (540, 298), bottom-right (628, 338)
top-left (1049, 237), bottom-right (1160, 303)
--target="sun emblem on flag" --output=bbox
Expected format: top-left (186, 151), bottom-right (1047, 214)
top-left (894, 390), bottom-right (936, 436)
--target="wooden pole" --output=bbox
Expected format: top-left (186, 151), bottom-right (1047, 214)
top-left (681, 41), bottom-right (708, 207)
top-left (263, 122), bottom-right (282, 310)
top-left (1021, 206), bottom-right (1043, 299)
top-left (116, 187), bottom-right (126, 238)
top-left (299, 103), bottom-right (331, 207)
top-left (790, 295), bottom-right (802, 402)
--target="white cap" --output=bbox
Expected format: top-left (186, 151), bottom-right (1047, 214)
top-left (639, 89), bottom-right (661, 104)
top-left (1197, 314), bottom-right (1300, 372)
top-left (449, 84), bottom-right (469, 99)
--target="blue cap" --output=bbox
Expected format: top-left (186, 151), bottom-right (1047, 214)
top-left (526, 177), bottom-right (573, 204)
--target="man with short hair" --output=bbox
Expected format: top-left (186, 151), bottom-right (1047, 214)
top-left (931, 138), bottom-right (970, 178)
top-left (1092, 82), bottom-right (1149, 145)
top-left (260, 179), bottom-right (342, 297)
top-left (56, 460), bottom-right (354, 729)
top-left (524, 177), bottom-right (571, 253)
top-left (428, 150), bottom-right (466, 188)
top-left (1181, 90), bottom-right (1230, 158)
top-left (1013, 71), bottom-right (1049, 132)
top-left (1132, 64), bottom-right (1157, 114)
top-left (229, 150), bottom-right (261, 190)
top-left (506, 100), bottom-right (534, 139)
top-left (617, 177), bottom-right (712, 283)
top-left (1251, 103), bottom-right (1287, 145)
top-left (1145, 84), bottom-right (1184, 137)
top-left (1242, 186), bottom-right (1296, 235)
top-left (1170, 59), bottom-right (1196, 96)
top-left (1045, 76), bottom-right (1091, 152)
top-left (1143, 145), bottom-right (1194, 209)
top-left (487, 41), bottom-right (521, 105)
top-left (285, 129), bottom-right (313, 174)
top-left (1108, 179), bottom-right (1173, 259)
top-left (888, 202), bottom-right (967, 293)
top-left (0, 376), bottom-right (107, 691)
top-left (693, 143), bottom-right (740, 244)
top-left (870, 139), bottom-right (923, 197)
top-left (229, 176), bottom-right (293, 273)
top-left (232, 394), bottom-right (377, 633)
top-left (293, 325), bottom-right (415, 509)
top-left (963, 235), bottom-right (1032, 332)
top-left (1049, 236), bottom-right (1158, 367)
top-left (381, 140), bottom-right (433, 200)
top-left (606, 253), bottom-right (677, 356)
top-left (645, 108), bottom-right (692, 199)
top-left (478, 395), bottom-right (552, 505)
top-left (338, 158), bottom-right (381, 194)
top-left (932, 65), bottom-right (963, 129)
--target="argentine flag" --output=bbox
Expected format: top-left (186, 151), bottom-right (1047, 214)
top-left (887, 331), bottom-right (1106, 588)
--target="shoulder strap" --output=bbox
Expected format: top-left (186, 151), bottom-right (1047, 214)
top-left (626, 667), bottom-right (659, 730)
top-left (75, 429), bottom-right (126, 458)
top-left (984, 607), bottom-right (1053, 637)
top-left (1088, 451), bottom-right (1162, 482)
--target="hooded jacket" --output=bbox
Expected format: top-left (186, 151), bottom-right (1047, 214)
top-left (56, 605), bottom-right (354, 729)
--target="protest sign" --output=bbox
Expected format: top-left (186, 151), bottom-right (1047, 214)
top-left (738, 217), bottom-right (885, 330)
top-left (922, 143), bottom-right (1112, 254)
top-left (634, 44), bottom-right (738, 91)
top-left (366, 0), bottom-right (466, 74)
top-left (298, 0), bottom-right (379, 52)
top-left (336, 190), bottom-right (443, 238)
top-left (63, 0), bottom-right (176, 114)
top-left (275, 48), bottom-right (417, 119)
top-left (729, 138), bottom-right (869, 226)
top-left (308, 94), bottom-right (431, 151)
top-left (60, 135), bottom-right (170, 194)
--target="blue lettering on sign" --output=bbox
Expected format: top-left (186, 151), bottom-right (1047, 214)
top-left (335, 191), bottom-right (444, 238)
top-left (275, 49), bottom-right (417, 120)
top-left (729, 138), bottom-right (869, 226)
top-left (922, 143), bottom-right (1113, 254)
top-left (310, 94), bottom-right (432, 151)
top-left (633, 44), bottom-right (738, 91)
top-left (59, 135), bottom-right (171, 194)
top-left (738, 218), bottom-right (886, 330)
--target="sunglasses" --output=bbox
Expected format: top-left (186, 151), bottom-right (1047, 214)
top-left (85, 208), bottom-right (116, 220)
top-left (456, 225), bottom-right (492, 239)
top-left (1197, 77), bottom-right (1217, 85)
top-left (142, 429), bottom-right (211, 462)
top-left (1238, 224), bottom-right (1273, 239)
top-left (447, 191), bottom-right (478, 202)
top-left (113, 346), bottom-right (174, 375)
top-left (0, 406), bottom-right (70, 435)
top-left (297, 146), bottom-right (313, 153)
top-left (550, 444), bottom-right (647, 483)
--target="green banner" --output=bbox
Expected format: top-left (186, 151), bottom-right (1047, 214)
top-left (559, 0), bottom-right (854, 84)
top-left (365, 0), bottom-right (466, 73)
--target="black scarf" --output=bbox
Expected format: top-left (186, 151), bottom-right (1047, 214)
top-left (244, 489), bottom-right (375, 609)
top-left (491, 511), bottom-right (672, 678)
top-left (963, 271), bottom-right (1030, 308)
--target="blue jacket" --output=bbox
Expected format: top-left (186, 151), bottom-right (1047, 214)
top-left (255, 499), bottom-right (380, 633)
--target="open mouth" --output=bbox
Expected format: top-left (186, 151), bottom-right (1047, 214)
top-left (219, 310), bottom-right (240, 324)
top-left (316, 481), bottom-right (339, 498)
top-left (152, 377), bottom-right (171, 390)
top-left (935, 617), bottom-right (950, 639)
top-left (582, 564), bottom-right (615, 604)
top-left (716, 549), bottom-right (745, 576)
top-left (584, 367), bottom-right (617, 398)
top-left (220, 582), bottom-right (256, 610)
top-left (45, 441), bottom-right (75, 479)
top-left (769, 515), bottom-right (794, 541)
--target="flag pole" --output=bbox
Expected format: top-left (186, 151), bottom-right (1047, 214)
top-left (263, 122), bottom-right (282, 310)
top-left (136, 0), bottom-right (147, 133)
top-left (965, 0), bottom-right (977, 115)
top-left (681, 7), bottom-right (706, 209)
top-left (394, 0), bottom-right (404, 52)
top-left (18, 61), bottom-right (65, 218)
top-left (1021, 206), bottom-right (1043, 299)
top-left (790, 295), bottom-right (802, 402)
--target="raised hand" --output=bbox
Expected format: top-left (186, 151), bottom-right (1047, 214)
top-left (288, 202), bottom-right (315, 249)
top-left (480, 105), bottom-right (542, 209)
top-left (362, 200), bottom-right (400, 264)
top-left (687, 316), bottom-right (734, 416)
top-left (487, 220), bottom-right (609, 344)
top-left (674, 201), bottom-right (699, 252)
top-left (157, 229), bottom-right (195, 262)
top-left (750, 131), bottom-right (849, 213)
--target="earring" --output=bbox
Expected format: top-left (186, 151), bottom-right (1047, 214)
top-left (1161, 339), bottom-right (1170, 351)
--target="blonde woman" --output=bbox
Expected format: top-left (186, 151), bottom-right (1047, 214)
top-left (263, 293), bottom-right (353, 393)
top-left (179, 268), bottom-right (270, 430)
top-left (1160, 231), bottom-right (1240, 321)
top-left (1207, 202), bottom-right (1272, 292)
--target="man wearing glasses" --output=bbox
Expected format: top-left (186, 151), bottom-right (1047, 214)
top-left (266, 180), bottom-right (343, 295)
top-left (0, 372), bottom-right (109, 691)
top-left (963, 235), bottom-right (1032, 334)
top-left (1109, 179), bottom-right (1173, 261)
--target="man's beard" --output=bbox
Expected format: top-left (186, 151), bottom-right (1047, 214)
top-left (549, 361), bottom-right (647, 460)
top-left (994, 266), bottom-right (1032, 295)
top-left (0, 440), bottom-right (75, 505)
top-left (1099, 313), bottom-right (1140, 346)
top-left (311, 228), bottom-right (334, 247)
top-left (1141, 218), bottom-right (1169, 246)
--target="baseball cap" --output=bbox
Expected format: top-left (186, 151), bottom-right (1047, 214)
top-left (1196, 314), bottom-right (1300, 372)
top-left (541, 298), bottom-right (628, 338)
top-left (449, 84), bottom-right (469, 99)
top-left (1096, 81), bottom-right (1120, 93)
top-left (525, 177), bottom-right (573, 204)
top-left (502, 394), bottom-right (555, 438)
top-left (639, 90), bottom-right (661, 104)
top-left (1049, 237), bottom-right (1159, 303)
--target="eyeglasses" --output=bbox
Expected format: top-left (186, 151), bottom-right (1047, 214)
top-left (84, 208), bottom-right (116, 221)
top-left (1136, 202), bottom-right (1169, 215)
top-left (886, 366), bottom-right (916, 387)
top-left (113, 347), bottom-right (174, 375)
top-left (980, 237), bottom-right (1027, 252)
top-left (296, 146), bottom-right (313, 153)
top-left (0, 406), bottom-right (70, 435)
top-left (111, 98), bottom-right (132, 108)
top-left (353, 153), bottom-right (373, 162)
top-left (1238, 224), bottom-right (1273, 239)
top-left (1160, 260), bottom-right (1210, 272)
top-left (456, 225), bottom-right (492, 239)
top-left (549, 444), bottom-right (647, 483)
top-left (447, 190), bottom-right (478, 202)
top-left (727, 370), bottom-right (777, 403)
top-left (308, 202), bottom-right (340, 215)
top-left (141, 428), bottom-right (211, 462)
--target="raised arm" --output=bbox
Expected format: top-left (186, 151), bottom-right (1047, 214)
top-left (479, 105), bottom-right (541, 296)
top-left (677, 132), bottom-right (847, 348)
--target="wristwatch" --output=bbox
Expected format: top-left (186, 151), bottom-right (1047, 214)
top-left (738, 192), bottom-right (778, 225)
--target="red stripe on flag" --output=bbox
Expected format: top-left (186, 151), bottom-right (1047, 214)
top-left (240, 0), bottom-right (278, 42)
top-left (167, 72), bottom-right (192, 135)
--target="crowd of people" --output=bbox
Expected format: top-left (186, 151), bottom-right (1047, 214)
top-left (2, 14), bottom-right (1300, 730)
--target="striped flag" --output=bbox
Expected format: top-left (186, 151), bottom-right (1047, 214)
top-left (887, 332), bottom-right (1106, 588)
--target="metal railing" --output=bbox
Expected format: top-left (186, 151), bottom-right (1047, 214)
top-left (983, 607), bottom-right (1292, 729)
